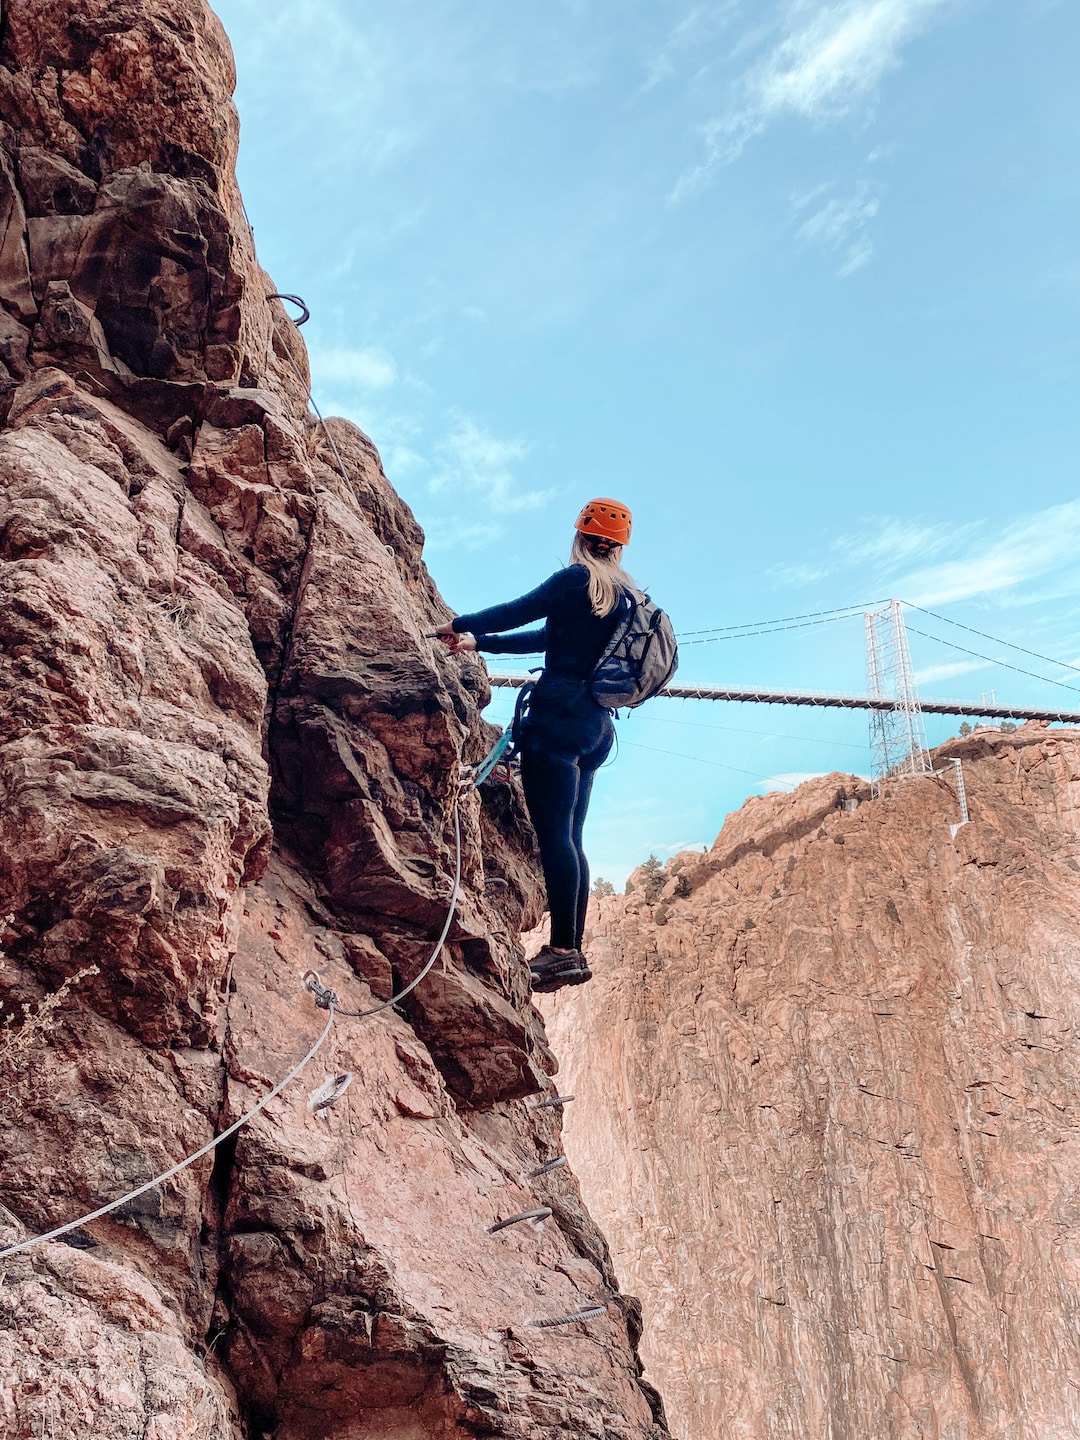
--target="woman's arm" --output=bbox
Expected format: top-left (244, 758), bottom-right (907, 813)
top-left (451, 570), bottom-right (574, 638)
top-left (473, 627), bottom-right (546, 654)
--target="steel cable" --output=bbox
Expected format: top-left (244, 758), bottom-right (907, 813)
top-left (1, 788), bottom-right (467, 1262)
top-left (0, 1010), bottom-right (334, 1261)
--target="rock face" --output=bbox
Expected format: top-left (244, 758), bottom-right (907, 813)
top-left (544, 729), bottom-right (1080, 1440)
top-left (0, 5), bottom-right (666, 1437)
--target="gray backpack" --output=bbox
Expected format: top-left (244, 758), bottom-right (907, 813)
top-left (590, 588), bottom-right (678, 710)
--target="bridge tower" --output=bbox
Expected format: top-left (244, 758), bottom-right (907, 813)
top-left (865, 599), bottom-right (931, 796)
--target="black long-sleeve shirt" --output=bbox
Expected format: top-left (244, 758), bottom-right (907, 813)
top-left (452, 565), bottom-right (623, 684)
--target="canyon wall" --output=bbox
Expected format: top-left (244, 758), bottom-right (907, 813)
top-left (0, 4), bottom-right (666, 1437)
top-left (545, 728), bottom-right (1080, 1440)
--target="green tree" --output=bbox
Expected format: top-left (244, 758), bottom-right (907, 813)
top-left (638, 853), bottom-right (666, 901)
top-left (591, 877), bottom-right (615, 898)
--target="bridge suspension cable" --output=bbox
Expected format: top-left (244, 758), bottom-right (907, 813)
top-left (905, 603), bottom-right (1080, 679)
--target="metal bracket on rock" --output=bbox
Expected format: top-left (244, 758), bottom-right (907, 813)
top-left (531, 1094), bottom-right (575, 1110)
top-left (308, 1072), bottom-right (354, 1113)
top-left (266, 292), bottom-right (310, 326)
top-left (487, 1208), bottom-right (552, 1234)
top-left (527, 1304), bottom-right (607, 1330)
top-left (526, 1156), bottom-right (567, 1179)
top-left (303, 970), bottom-right (340, 1011)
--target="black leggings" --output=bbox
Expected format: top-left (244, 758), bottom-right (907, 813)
top-left (520, 731), bottom-right (611, 951)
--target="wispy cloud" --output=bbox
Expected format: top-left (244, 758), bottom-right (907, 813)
top-left (771, 500), bottom-right (1080, 610)
top-left (312, 345), bottom-right (398, 389)
top-left (428, 414), bottom-right (553, 514)
top-left (795, 180), bottom-right (881, 275)
top-left (911, 659), bottom-right (986, 686)
top-left (674, 0), bottom-right (949, 196)
top-left (833, 517), bottom-right (960, 568)
top-left (640, 3), bottom-right (741, 93)
top-left (768, 514), bottom-right (955, 588)
top-left (421, 517), bottom-right (505, 553)
top-left (896, 500), bottom-right (1080, 606)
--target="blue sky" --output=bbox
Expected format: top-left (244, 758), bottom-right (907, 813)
top-left (214, 0), bottom-right (1080, 885)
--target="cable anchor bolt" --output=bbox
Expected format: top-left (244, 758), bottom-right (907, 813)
top-left (303, 970), bottom-right (340, 1011)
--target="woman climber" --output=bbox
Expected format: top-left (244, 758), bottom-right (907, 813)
top-left (436, 499), bottom-right (636, 994)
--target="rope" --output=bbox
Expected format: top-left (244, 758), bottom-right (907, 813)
top-left (0, 1009), bottom-right (334, 1261)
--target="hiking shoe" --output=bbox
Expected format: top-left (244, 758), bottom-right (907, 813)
top-left (530, 947), bottom-right (592, 993)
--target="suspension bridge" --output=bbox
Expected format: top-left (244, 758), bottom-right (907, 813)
top-left (487, 598), bottom-right (1080, 791)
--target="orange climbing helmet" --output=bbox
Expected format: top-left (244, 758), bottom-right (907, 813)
top-left (574, 497), bottom-right (632, 547)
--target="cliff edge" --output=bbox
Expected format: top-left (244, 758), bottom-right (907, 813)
top-left (545, 728), bottom-right (1080, 1440)
top-left (0, 4), bottom-right (666, 1437)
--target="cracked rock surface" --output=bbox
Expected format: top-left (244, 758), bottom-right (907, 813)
top-left (0, 2), bottom-right (667, 1436)
top-left (545, 729), bottom-right (1080, 1440)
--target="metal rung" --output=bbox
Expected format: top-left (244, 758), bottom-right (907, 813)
top-left (487, 1208), bottom-right (552, 1234)
top-left (528, 1305), bottom-right (606, 1329)
top-left (531, 1094), bottom-right (575, 1110)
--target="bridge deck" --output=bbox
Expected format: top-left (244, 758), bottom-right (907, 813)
top-left (486, 675), bottom-right (1080, 725)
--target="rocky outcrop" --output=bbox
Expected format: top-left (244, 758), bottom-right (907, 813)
top-left (0, 4), bottom-right (665, 1437)
top-left (544, 727), bottom-right (1080, 1440)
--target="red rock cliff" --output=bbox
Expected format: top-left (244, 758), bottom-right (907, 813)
top-left (0, 4), bottom-right (667, 1437)
top-left (545, 728), bottom-right (1080, 1440)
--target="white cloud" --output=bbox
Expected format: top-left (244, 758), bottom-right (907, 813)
top-left (385, 443), bottom-right (425, 475)
top-left (911, 659), bottom-right (986, 686)
top-left (896, 500), bottom-right (1080, 606)
top-left (422, 517), bottom-right (505, 552)
top-left (653, 838), bottom-right (712, 855)
top-left (640, 3), bottom-right (741, 93)
top-left (313, 345), bottom-right (398, 389)
top-left (674, 0), bottom-right (949, 195)
top-left (833, 516), bottom-right (957, 568)
top-left (769, 515), bottom-right (954, 587)
top-left (770, 501), bottom-right (1080, 615)
top-left (429, 414), bottom-right (554, 513)
top-left (796, 180), bottom-right (881, 274)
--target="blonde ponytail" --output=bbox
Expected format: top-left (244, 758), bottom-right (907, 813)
top-left (570, 533), bottom-right (636, 617)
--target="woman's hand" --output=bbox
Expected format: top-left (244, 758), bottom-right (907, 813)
top-left (434, 623), bottom-right (476, 654)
